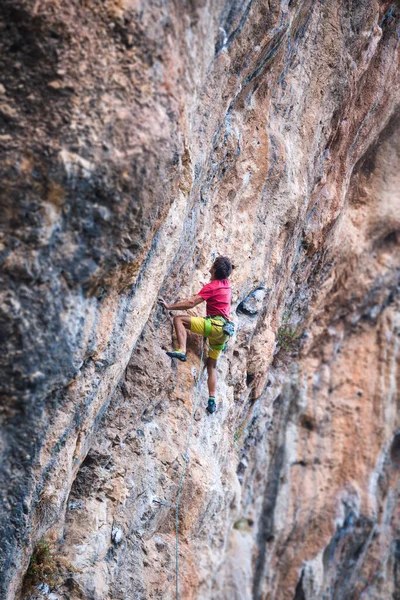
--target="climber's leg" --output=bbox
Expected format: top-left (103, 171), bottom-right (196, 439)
top-left (191, 320), bottom-right (226, 413)
top-left (206, 357), bottom-right (217, 396)
top-left (189, 316), bottom-right (206, 336)
top-left (173, 315), bottom-right (191, 353)
top-left (166, 315), bottom-right (191, 362)
top-left (206, 357), bottom-right (217, 414)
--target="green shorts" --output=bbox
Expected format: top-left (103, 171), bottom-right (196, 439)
top-left (190, 316), bottom-right (229, 360)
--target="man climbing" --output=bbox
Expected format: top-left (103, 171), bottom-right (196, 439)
top-left (158, 256), bottom-right (233, 414)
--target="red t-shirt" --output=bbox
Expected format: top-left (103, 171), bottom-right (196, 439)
top-left (198, 279), bottom-right (231, 320)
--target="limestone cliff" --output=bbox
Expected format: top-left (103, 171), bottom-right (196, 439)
top-left (1, 1), bottom-right (400, 599)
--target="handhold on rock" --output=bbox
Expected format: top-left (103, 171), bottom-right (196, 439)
top-left (68, 500), bottom-right (84, 511)
top-left (112, 525), bottom-right (123, 544)
top-left (237, 287), bottom-right (268, 316)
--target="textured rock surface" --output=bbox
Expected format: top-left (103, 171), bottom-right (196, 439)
top-left (1, 0), bottom-right (400, 599)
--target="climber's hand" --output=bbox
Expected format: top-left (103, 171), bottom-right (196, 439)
top-left (158, 297), bottom-right (169, 310)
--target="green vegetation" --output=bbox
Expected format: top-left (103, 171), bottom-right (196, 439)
top-left (234, 422), bottom-right (246, 445)
top-left (23, 538), bottom-right (79, 593)
top-left (233, 517), bottom-right (253, 531)
top-left (277, 312), bottom-right (300, 352)
top-left (25, 539), bottom-right (62, 589)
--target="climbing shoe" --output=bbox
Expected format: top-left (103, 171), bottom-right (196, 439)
top-left (166, 350), bottom-right (187, 362)
top-left (206, 398), bottom-right (217, 414)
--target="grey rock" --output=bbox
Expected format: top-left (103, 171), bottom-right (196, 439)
top-left (112, 525), bottom-right (123, 544)
top-left (238, 288), bottom-right (268, 315)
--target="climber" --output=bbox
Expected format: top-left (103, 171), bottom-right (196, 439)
top-left (158, 256), bottom-right (233, 414)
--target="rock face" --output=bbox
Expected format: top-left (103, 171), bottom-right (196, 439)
top-left (1, 0), bottom-right (399, 599)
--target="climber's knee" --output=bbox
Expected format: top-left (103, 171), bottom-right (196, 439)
top-left (174, 315), bottom-right (191, 329)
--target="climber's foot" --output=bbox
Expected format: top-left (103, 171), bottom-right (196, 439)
top-left (166, 350), bottom-right (187, 362)
top-left (206, 398), bottom-right (217, 414)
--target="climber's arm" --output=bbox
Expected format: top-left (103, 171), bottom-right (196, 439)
top-left (158, 295), bottom-right (204, 311)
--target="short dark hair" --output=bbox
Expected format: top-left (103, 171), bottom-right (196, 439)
top-left (213, 256), bottom-right (233, 280)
